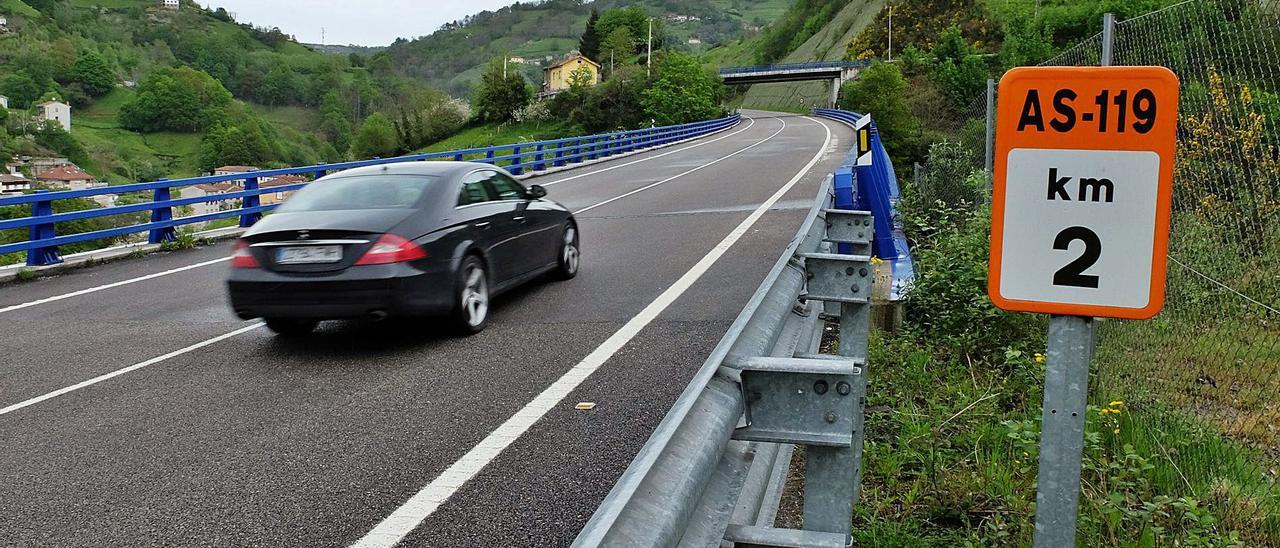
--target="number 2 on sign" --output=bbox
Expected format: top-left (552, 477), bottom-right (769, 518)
top-left (1053, 227), bottom-right (1101, 289)
top-left (1018, 88), bottom-right (1158, 134)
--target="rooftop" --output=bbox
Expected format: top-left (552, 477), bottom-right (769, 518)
top-left (36, 165), bottom-right (93, 181)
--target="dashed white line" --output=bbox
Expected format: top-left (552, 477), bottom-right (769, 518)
top-left (350, 116), bottom-right (833, 548)
top-left (0, 323), bottom-right (264, 416)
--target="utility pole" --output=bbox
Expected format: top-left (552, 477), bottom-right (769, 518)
top-left (647, 18), bottom-right (653, 78)
top-left (887, 6), bottom-right (893, 61)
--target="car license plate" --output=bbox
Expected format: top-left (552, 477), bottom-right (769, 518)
top-left (276, 245), bottom-right (342, 264)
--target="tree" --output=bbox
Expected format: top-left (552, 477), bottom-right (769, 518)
top-left (119, 67), bottom-right (233, 132)
top-left (601, 27), bottom-right (635, 73)
top-left (259, 65), bottom-right (300, 106)
top-left (351, 112), bottom-right (398, 159)
top-left (470, 59), bottom-right (531, 124)
top-left (0, 72), bottom-right (43, 109)
top-left (597, 7), bottom-right (654, 55)
top-left (199, 122), bottom-right (272, 171)
top-left (931, 25), bottom-right (988, 109)
top-left (579, 9), bottom-right (602, 61)
top-left (641, 52), bottom-right (723, 126)
top-left (69, 51), bottom-right (115, 97)
top-left (838, 61), bottom-right (922, 166)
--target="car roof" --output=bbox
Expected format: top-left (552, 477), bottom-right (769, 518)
top-left (322, 161), bottom-right (506, 180)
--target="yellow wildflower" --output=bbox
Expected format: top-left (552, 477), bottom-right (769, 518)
top-left (1109, 400), bottom-right (1124, 407)
top-left (1034, 353), bottom-right (1046, 364)
top-left (1113, 428), bottom-right (1121, 434)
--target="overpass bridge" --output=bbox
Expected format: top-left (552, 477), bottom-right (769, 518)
top-left (719, 61), bottom-right (868, 107)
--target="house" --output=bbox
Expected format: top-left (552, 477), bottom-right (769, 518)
top-left (160, 0), bottom-right (178, 9)
top-left (37, 100), bottom-right (71, 131)
top-left (0, 95), bottom-right (8, 109)
top-left (0, 16), bottom-right (8, 29)
top-left (30, 157), bottom-right (71, 173)
top-left (214, 165), bottom-right (259, 176)
top-left (687, 37), bottom-right (702, 45)
top-left (36, 165), bottom-right (103, 191)
top-left (0, 174), bottom-right (31, 195)
top-left (508, 56), bottom-right (527, 64)
top-left (258, 174), bottom-right (307, 205)
top-left (188, 183), bottom-right (238, 216)
top-left (543, 53), bottom-right (600, 94)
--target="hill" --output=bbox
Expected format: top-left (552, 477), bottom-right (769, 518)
top-left (384, 0), bottom-right (790, 97)
top-left (0, 0), bottom-right (455, 183)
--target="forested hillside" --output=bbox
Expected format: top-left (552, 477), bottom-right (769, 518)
top-left (0, 0), bottom-right (463, 183)
top-left (384, 0), bottom-right (790, 97)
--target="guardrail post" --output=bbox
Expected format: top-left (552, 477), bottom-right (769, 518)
top-left (534, 144), bottom-right (546, 171)
top-left (485, 149), bottom-right (495, 164)
top-left (511, 146), bottom-right (523, 175)
top-left (573, 139), bottom-right (583, 163)
top-left (148, 178), bottom-right (175, 244)
top-left (26, 189), bottom-right (62, 266)
top-left (240, 176), bottom-right (260, 228)
top-left (555, 143), bottom-right (566, 167)
top-left (588, 137), bottom-right (598, 160)
top-left (455, 152), bottom-right (464, 161)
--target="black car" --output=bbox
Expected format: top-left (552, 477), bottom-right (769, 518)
top-left (226, 162), bottom-right (579, 335)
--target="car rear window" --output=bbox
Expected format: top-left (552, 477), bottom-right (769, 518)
top-left (276, 174), bottom-right (439, 212)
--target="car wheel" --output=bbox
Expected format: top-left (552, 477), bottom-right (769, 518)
top-left (264, 318), bottom-right (318, 337)
top-left (453, 255), bottom-right (490, 334)
top-left (552, 223), bottom-right (580, 280)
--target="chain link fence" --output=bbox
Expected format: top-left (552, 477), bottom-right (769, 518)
top-left (907, 0), bottom-right (1280, 540)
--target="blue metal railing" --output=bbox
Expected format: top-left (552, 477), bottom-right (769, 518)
top-left (811, 107), bottom-right (915, 300)
top-left (718, 60), bottom-right (867, 76)
top-left (1, 114), bottom-right (742, 266)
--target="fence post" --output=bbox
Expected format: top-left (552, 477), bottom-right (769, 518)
top-left (535, 144), bottom-right (546, 171)
top-left (573, 139), bottom-right (583, 163)
top-left (511, 146), bottom-right (523, 175)
top-left (1101, 12), bottom-right (1116, 66)
top-left (148, 178), bottom-right (175, 244)
top-left (555, 143), bottom-right (565, 167)
top-left (26, 189), bottom-right (61, 266)
top-left (240, 176), bottom-right (260, 228)
top-left (984, 78), bottom-right (995, 196)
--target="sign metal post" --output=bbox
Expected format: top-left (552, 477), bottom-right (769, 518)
top-left (988, 15), bottom-right (1178, 543)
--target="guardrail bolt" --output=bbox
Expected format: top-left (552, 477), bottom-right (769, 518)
top-left (824, 412), bottom-right (837, 423)
top-left (814, 380), bottom-right (829, 395)
top-left (845, 266), bottom-right (855, 275)
top-left (859, 267), bottom-right (868, 277)
top-left (837, 381), bottom-right (852, 396)
top-left (863, 218), bottom-right (871, 226)
top-left (850, 285), bottom-right (859, 293)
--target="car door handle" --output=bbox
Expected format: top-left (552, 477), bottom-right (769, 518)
top-left (474, 221), bottom-right (491, 229)
top-left (513, 216), bottom-right (527, 223)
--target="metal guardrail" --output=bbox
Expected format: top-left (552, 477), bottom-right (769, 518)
top-left (718, 61), bottom-right (868, 76)
top-left (574, 171), bottom-right (875, 546)
top-left (0, 114), bottom-right (742, 266)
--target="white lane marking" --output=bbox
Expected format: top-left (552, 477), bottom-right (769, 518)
top-left (0, 257), bottom-right (231, 316)
top-left (573, 117), bottom-right (788, 215)
top-left (0, 323), bottom-right (264, 416)
top-left (540, 116), bottom-right (758, 186)
top-left (0, 119), bottom-right (763, 316)
top-left (351, 117), bottom-right (833, 548)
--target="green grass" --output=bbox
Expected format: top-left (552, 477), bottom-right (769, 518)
top-left (420, 120), bottom-right (581, 155)
top-left (254, 103), bottom-right (319, 132)
top-left (69, 0), bottom-right (150, 7)
top-left (1, 0), bottom-right (40, 17)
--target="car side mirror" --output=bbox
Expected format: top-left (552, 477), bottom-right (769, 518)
top-left (527, 185), bottom-right (547, 199)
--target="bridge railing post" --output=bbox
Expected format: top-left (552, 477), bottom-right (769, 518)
top-left (535, 144), bottom-right (546, 171)
top-left (240, 176), bottom-right (260, 228)
top-left (511, 146), bottom-right (523, 175)
top-left (148, 178), bottom-right (175, 244)
top-left (26, 189), bottom-right (61, 266)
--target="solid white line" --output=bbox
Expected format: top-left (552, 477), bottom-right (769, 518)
top-left (572, 117), bottom-right (788, 215)
top-left (350, 117), bottom-right (833, 548)
top-left (541, 116), bottom-right (759, 186)
top-left (0, 256), bottom-right (231, 315)
top-left (0, 323), bottom-right (264, 416)
top-left (0, 119), bottom-right (762, 316)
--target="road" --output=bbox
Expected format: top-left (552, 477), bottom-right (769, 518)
top-left (0, 111), bottom-right (853, 547)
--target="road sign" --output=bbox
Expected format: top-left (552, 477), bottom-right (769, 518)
top-left (989, 66), bottom-right (1180, 320)
top-left (854, 114), bottom-right (873, 166)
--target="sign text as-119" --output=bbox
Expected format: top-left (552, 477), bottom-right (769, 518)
top-left (989, 67), bottom-right (1180, 319)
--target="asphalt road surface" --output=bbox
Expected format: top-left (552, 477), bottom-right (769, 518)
top-left (0, 110), bottom-right (854, 547)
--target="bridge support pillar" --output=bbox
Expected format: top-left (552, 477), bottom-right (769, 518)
top-left (829, 78), bottom-right (841, 108)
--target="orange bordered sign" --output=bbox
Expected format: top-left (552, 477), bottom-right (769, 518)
top-left (989, 67), bottom-right (1180, 320)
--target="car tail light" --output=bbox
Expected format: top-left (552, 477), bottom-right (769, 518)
top-left (231, 239), bottom-right (260, 268)
top-left (355, 234), bottom-right (428, 265)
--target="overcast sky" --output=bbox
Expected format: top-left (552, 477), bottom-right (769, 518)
top-left (199, 0), bottom-right (520, 46)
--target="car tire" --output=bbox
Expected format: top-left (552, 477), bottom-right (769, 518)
top-left (264, 318), bottom-right (318, 337)
top-left (552, 222), bottom-right (580, 281)
top-left (452, 255), bottom-right (490, 335)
